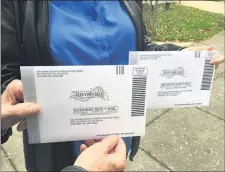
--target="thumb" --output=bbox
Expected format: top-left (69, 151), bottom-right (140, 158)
top-left (2, 80), bottom-right (24, 105)
top-left (109, 137), bottom-right (126, 159)
top-left (104, 138), bottom-right (126, 171)
top-left (101, 135), bottom-right (120, 153)
top-left (6, 102), bottom-right (40, 118)
top-left (210, 55), bottom-right (225, 65)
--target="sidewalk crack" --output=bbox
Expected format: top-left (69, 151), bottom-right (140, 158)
top-left (139, 147), bottom-right (173, 171)
top-left (214, 71), bottom-right (225, 81)
top-left (146, 109), bottom-right (171, 127)
top-left (196, 107), bottom-right (225, 121)
top-left (1, 147), bottom-right (18, 172)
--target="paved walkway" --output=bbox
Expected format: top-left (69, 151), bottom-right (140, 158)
top-left (1, 32), bottom-right (224, 171)
top-left (180, 1), bottom-right (224, 15)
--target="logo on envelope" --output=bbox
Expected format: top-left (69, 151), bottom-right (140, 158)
top-left (159, 66), bottom-right (187, 78)
top-left (69, 86), bottom-right (109, 102)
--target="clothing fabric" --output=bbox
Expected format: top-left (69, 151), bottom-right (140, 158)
top-left (1, 0), bottom-right (184, 171)
top-left (49, 1), bottom-right (136, 65)
top-left (49, 1), bottom-right (136, 155)
top-left (61, 165), bottom-right (87, 172)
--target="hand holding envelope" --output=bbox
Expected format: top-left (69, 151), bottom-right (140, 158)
top-left (18, 49), bottom-right (224, 144)
top-left (183, 46), bottom-right (225, 68)
top-left (74, 135), bottom-right (126, 171)
top-left (1, 80), bottom-right (40, 131)
top-left (129, 50), bottom-right (219, 109)
top-left (21, 65), bottom-right (148, 144)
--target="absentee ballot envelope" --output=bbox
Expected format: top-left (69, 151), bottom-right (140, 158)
top-left (20, 65), bottom-right (148, 144)
top-left (129, 51), bottom-right (218, 109)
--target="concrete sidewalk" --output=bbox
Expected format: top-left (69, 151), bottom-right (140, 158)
top-left (1, 32), bottom-right (224, 171)
top-left (180, 1), bottom-right (224, 15)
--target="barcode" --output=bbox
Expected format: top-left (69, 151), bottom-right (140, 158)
top-left (195, 51), bottom-right (201, 58)
top-left (131, 77), bottom-right (147, 117)
top-left (116, 66), bottom-right (124, 75)
top-left (201, 60), bottom-right (214, 90)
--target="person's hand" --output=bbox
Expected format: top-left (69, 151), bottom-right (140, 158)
top-left (82, 139), bottom-right (103, 148)
top-left (74, 135), bottom-right (126, 171)
top-left (1, 80), bottom-right (40, 131)
top-left (183, 46), bottom-right (225, 68)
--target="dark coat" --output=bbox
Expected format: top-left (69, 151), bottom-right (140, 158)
top-left (1, 0), bottom-right (183, 171)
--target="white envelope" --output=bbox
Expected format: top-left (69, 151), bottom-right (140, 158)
top-left (129, 51), bottom-right (218, 109)
top-left (21, 65), bottom-right (148, 144)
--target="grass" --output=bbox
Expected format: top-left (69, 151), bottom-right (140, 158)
top-left (143, 3), bottom-right (225, 42)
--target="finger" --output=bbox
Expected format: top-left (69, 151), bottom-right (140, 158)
top-left (84, 140), bottom-right (96, 147)
top-left (101, 135), bottom-right (120, 153)
top-left (110, 138), bottom-right (126, 158)
top-left (96, 139), bottom-right (103, 142)
top-left (3, 80), bottom-right (24, 104)
top-left (80, 144), bottom-right (88, 153)
top-left (207, 47), bottom-right (213, 51)
top-left (6, 102), bottom-right (40, 118)
top-left (106, 138), bottom-right (126, 171)
top-left (17, 120), bottom-right (27, 132)
top-left (210, 55), bottom-right (225, 65)
top-left (109, 149), bottom-right (115, 154)
top-left (11, 80), bottom-right (24, 100)
top-left (184, 46), bottom-right (213, 51)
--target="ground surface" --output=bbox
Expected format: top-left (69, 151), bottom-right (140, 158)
top-left (143, 2), bottom-right (224, 42)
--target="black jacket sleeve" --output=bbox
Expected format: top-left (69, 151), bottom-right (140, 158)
top-left (144, 24), bottom-right (185, 51)
top-left (61, 165), bottom-right (87, 172)
top-left (1, 0), bottom-right (21, 91)
top-left (1, 0), bottom-right (21, 144)
top-left (144, 35), bottom-right (184, 51)
top-left (1, 128), bottom-right (12, 144)
top-left (139, 7), bottom-right (185, 51)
